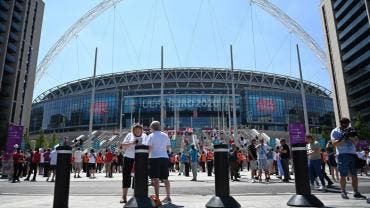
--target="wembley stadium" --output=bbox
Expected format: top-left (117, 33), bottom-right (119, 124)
top-left (30, 67), bottom-right (334, 136)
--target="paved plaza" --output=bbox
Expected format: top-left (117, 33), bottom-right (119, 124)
top-left (1, 170), bottom-right (370, 207)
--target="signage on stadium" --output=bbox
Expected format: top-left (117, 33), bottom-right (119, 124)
top-left (127, 95), bottom-right (240, 111)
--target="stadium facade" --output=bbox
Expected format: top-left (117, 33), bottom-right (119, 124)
top-left (30, 68), bottom-right (335, 134)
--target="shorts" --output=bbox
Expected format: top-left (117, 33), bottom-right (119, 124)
top-left (337, 154), bottom-right (357, 177)
top-left (250, 160), bottom-right (258, 170)
top-left (74, 162), bottom-right (82, 170)
top-left (258, 159), bottom-right (268, 170)
top-left (149, 158), bottom-right (169, 180)
top-left (88, 163), bottom-right (96, 170)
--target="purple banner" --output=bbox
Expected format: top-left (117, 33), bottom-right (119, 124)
top-left (289, 123), bottom-right (306, 145)
top-left (5, 124), bottom-right (24, 156)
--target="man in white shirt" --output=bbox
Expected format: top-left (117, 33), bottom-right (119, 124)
top-left (39, 149), bottom-right (44, 175)
top-left (256, 139), bottom-right (271, 182)
top-left (73, 147), bottom-right (83, 178)
top-left (47, 148), bottom-right (57, 182)
top-left (88, 149), bottom-right (96, 179)
top-left (147, 121), bottom-right (172, 204)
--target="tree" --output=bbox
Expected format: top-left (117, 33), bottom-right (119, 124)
top-left (354, 114), bottom-right (370, 140)
top-left (49, 132), bottom-right (58, 148)
top-left (321, 126), bottom-right (331, 140)
top-left (23, 129), bottom-right (31, 150)
top-left (35, 129), bottom-right (46, 149)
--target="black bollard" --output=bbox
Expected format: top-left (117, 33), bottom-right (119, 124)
top-left (287, 123), bottom-right (323, 207)
top-left (53, 145), bottom-right (72, 208)
top-left (124, 145), bottom-right (156, 208)
top-left (206, 144), bottom-right (240, 208)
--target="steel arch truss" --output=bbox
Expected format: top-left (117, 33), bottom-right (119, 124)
top-left (36, 0), bottom-right (328, 85)
top-left (251, 0), bottom-right (327, 67)
top-left (33, 68), bottom-right (331, 103)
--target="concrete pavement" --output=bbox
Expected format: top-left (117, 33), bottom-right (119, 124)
top-left (1, 170), bottom-right (370, 207)
top-left (0, 193), bottom-right (369, 208)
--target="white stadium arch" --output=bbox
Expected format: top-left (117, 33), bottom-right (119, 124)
top-left (35, 0), bottom-right (327, 85)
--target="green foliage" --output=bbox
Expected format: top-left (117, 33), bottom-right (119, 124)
top-left (49, 132), bottom-right (58, 148)
top-left (321, 126), bottom-right (331, 141)
top-left (35, 129), bottom-right (46, 149)
top-left (354, 114), bottom-right (370, 140)
top-left (23, 129), bottom-right (31, 150)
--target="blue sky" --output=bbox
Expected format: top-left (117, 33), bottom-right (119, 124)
top-left (34, 0), bottom-right (330, 99)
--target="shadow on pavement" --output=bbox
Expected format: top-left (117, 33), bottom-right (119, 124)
top-left (162, 203), bottom-right (185, 208)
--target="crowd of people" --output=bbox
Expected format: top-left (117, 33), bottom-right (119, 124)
top-left (1, 117), bottom-right (369, 204)
top-left (0, 147), bottom-right (58, 183)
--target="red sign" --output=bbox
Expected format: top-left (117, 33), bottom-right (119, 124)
top-left (256, 99), bottom-right (276, 112)
top-left (92, 102), bottom-right (108, 115)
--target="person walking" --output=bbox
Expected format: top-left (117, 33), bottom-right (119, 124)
top-left (307, 135), bottom-right (325, 191)
top-left (229, 143), bottom-right (239, 181)
top-left (104, 148), bottom-right (113, 178)
top-left (12, 147), bottom-right (23, 183)
top-left (275, 146), bottom-right (284, 179)
top-left (256, 139), bottom-right (271, 182)
top-left (331, 118), bottom-right (366, 199)
top-left (326, 141), bottom-right (339, 181)
top-left (23, 150), bottom-right (32, 177)
top-left (73, 147), bottom-right (83, 178)
top-left (38, 149), bottom-right (44, 176)
top-left (174, 153), bottom-right (180, 172)
top-left (179, 152), bottom-right (186, 176)
top-left (279, 139), bottom-right (291, 182)
top-left (189, 144), bottom-right (199, 181)
top-left (247, 139), bottom-right (258, 183)
top-left (96, 152), bottom-right (104, 173)
top-left (25, 148), bottom-right (40, 182)
top-left (147, 121), bottom-right (172, 204)
top-left (266, 145), bottom-right (274, 181)
top-left (43, 149), bottom-right (51, 178)
top-left (199, 151), bottom-right (206, 172)
top-left (117, 151), bottom-right (123, 173)
top-left (206, 148), bottom-right (214, 176)
top-left (183, 150), bottom-right (190, 177)
top-left (88, 149), bottom-right (96, 179)
top-left (82, 152), bottom-right (89, 174)
top-left (120, 123), bottom-right (147, 204)
top-left (47, 148), bottom-right (57, 182)
top-left (237, 149), bottom-right (245, 172)
top-left (320, 149), bottom-right (334, 187)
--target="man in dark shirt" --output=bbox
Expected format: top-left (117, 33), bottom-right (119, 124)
top-left (229, 144), bottom-right (239, 181)
top-left (25, 148), bottom-right (40, 181)
top-left (279, 139), bottom-right (291, 182)
top-left (247, 139), bottom-right (258, 183)
top-left (43, 149), bottom-right (51, 177)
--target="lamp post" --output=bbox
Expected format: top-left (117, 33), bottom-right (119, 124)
top-left (119, 89), bottom-right (124, 134)
top-left (120, 113), bottom-right (125, 134)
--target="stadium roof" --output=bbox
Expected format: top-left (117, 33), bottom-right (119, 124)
top-left (33, 67), bottom-right (331, 103)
